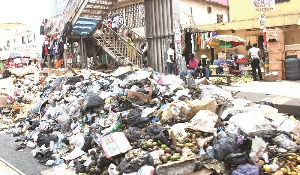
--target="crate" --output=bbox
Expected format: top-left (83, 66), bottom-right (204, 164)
top-left (267, 35), bottom-right (284, 43)
top-left (268, 51), bottom-right (285, 61)
top-left (267, 28), bottom-right (283, 37)
top-left (270, 71), bottom-right (286, 80)
top-left (264, 74), bottom-right (278, 82)
top-left (267, 42), bottom-right (284, 52)
top-left (269, 61), bottom-right (285, 71)
top-left (285, 44), bottom-right (300, 51)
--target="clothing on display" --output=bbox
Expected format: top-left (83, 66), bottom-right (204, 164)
top-left (191, 32), bottom-right (217, 52)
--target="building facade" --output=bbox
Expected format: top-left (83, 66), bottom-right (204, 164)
top-left (0, 23), bottom-right (44, 59)
top-left (193, 0), bottom-right (300, 58)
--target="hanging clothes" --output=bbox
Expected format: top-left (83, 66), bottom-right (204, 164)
top-left (202, 33), bottom-right (206, 49)
top-left (197, 34), bottom-right (201, 50)
top-left (194, 34), bottom-right (199, 51)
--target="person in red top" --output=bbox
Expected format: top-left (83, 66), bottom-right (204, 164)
top-left (179, 53), bottom-right (199, 77)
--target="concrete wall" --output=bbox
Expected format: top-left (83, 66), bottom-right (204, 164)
top-left (179, 0), bottom-right (229, 28)
top-left (230, 0), bottom-right (300, 22)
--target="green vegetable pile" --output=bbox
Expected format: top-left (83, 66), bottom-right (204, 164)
top-left (211, 75), bottom-right (253, 85)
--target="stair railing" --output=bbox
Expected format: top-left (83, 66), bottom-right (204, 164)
top-left (95, 22), bottom-right (144, 67)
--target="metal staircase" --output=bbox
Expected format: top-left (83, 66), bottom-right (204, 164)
top-left (93, 22), bottom-right (146, 67)
top-left (65, 0), bottom-right (147, 68)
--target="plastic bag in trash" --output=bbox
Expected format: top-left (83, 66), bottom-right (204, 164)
top-left (232, 163), bottom-right (259, 175)
top-left (119, 151), bottom-right (154, 173)
top-left (213, 132), bottom-right (237, 161)
top-left (145, 125), bottom-right (172, 146)
top-left (65, 76), bottom-right (82, 85)
top-left (84, 93), bottom-right (104, 109)
top-left (258, 101), bottom-right (275, 108)
top-left (122, 109), bottom-right (154, 128)
top-left (273, 134), bottom-right (299, 151)
top-left (125, 127), bottom-right (146, 143)
top-left (34, 148), bottom-right (52, 163)
top-left (37, 133), bottom-right (58, 147)
top-left (75, 163), bottom-right (85, 173)
top-left (97, 151), bottom-right (113, 167)
top-left (224, 152), bottom-right (248, 165)
top-left (57, 114), bottom-right (71, 133)
top-left (81, 136), bottom-right (92, 152)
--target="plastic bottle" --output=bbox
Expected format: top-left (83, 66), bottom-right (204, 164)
top-left (111, 121), bottom-right (122, 133)
top-left (206, 146), bottom-right (214, 158)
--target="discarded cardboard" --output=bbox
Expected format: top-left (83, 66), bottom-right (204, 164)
top-left (99, 132), bottom-right (132, 158)
top-left (161, 98), bottom-right (217, 123)
top-left (291, 121), bottom-right (300, 136)
top-left (0, 94), bottom-right (8, 107)
top-left (127, 84), bottom-right (153, 103)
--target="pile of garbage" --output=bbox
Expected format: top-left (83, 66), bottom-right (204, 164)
top-left (1, 66), bottom-right (300, 175)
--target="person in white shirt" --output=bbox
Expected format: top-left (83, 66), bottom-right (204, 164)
top-left (111, 13), bottom-right (119, 34)
top-left (248, 43), bottom-right (262, 81)
top-left (167, 43), bottom-right (175, 74)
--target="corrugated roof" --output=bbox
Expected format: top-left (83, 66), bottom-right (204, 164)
top-left (73, 17), bottom-right (101, 37)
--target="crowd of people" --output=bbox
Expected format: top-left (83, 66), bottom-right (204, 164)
top-left (166, 42), bottom-right (264, 81)
top-left (167, 43), bottom-right (211, 80)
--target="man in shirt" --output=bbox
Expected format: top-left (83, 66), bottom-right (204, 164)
top-left (194, 54), bottom-right (210, 79)
top-left (111, 13), bottom-right (119, 39)
top-left (248, 43), bottom-right (262, 81)
top-left (179, 53), bottom-right (198, 77)
top-left (167, 43), bottom-right (175, 74)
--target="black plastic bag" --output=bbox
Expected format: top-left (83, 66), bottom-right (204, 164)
top-left (125, 127), bottom-right (146, 143)
top-left (213, 136), bottom-right (237, 161)
top-left (37, 133), bottom-right (58, 147)
top-left (119, 153), bottom-right (154, 173)
top-left (28, 120), bottom-right (40, 130)
top-left (145, 125), bottom-right (172, 146)
top-left (81, 136), bottom-right (92, 152)
top-left (224, 152), bottom-right (248, 165)
top-left (35, 149), bottom-right (51, 163)
top-left (65, 76), bottom-right (82, 85)
top-left (75, 163), bottom-right (86, 173)
top-left (84, 93), bottom-right (104, 109)
top-left (97, 151), bottom-right (112, 167)
top-left (124, 109), bottom-right (142, 124)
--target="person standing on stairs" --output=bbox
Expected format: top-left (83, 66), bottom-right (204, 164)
top-left (127, 32), bottom-right (136, 59)
top-left (111, 13), bottom-right (119, 39)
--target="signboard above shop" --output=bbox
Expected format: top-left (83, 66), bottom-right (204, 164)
top-left (252, 0), bottom-right (275, 12)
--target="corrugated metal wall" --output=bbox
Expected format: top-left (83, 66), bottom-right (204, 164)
top-left (144, 0), bottom-right (175, 73)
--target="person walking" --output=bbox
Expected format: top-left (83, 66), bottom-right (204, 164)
top-left (167, 43), bottom-right (176, 74)
top-left (111, 13), bottom-right (119, 38)
top-left (248, 43), bottom-right (263, 81)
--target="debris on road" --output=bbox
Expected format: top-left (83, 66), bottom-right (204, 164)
top-left (1, 66), bottom-right (300, 175)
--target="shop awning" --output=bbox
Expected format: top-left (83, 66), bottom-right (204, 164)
top-left (72, 17), bottom-right (101, 37)
top-left (190, 13), bottom-right (300, 32)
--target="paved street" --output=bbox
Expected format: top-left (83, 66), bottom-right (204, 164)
top-left (221, 80), bottom-right (300, 116)
top-left (0, 131), bottom-right (50, 175)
